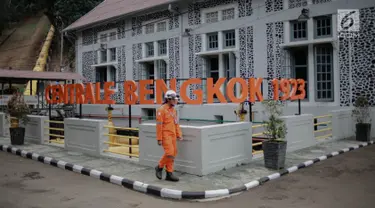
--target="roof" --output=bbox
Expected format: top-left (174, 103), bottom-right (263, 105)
top-left (0, 69), bottom-right (87, 81)
top-left (64, 0), bottom-right (177, 32)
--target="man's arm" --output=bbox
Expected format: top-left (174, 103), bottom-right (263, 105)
top-left (175, 110), bottom-right (183, 139)
top-left (156, 108), bottom-right (164, 142)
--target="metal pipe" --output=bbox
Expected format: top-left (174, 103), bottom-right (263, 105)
top-left (128, 105), bottom-right (132, 128)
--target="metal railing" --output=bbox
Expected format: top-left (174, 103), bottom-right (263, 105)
top-left (141, 116), bottom-right (237, 126)
top-left (44, 119), bottom-right (65, 145)
top-left (252, 123), bottom-right (268, 155)
top-left (103, 125), bottom-right (140, 158)
top-left (313, 114), bottom-right (332, 140)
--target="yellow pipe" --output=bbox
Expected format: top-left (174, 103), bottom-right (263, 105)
top-left (314, 114), bottom-right (332, 119)
top-left (103, 125), bottom-right (139, 131)
top-left (315, 134), bottom-right (333, 139)
top-left (314, 128), bottom-right (332, 133)
top-left (314, 121), bottom-right (331, 126)
top-left (24, 25), bottom-right (55, 96)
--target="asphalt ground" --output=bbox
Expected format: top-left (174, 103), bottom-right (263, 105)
top-left (1, 145), bottom-right (375, 208)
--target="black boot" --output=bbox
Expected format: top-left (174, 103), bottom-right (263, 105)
top-left (155, 166), bottom-right (163, 180)
top-left (165, 172), bottom-right (179, 182)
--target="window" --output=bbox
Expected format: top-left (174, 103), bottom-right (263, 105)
top-left (145, 42), bottom-right (154, 57)
top-left (100, 50), bottom-right (107, 63)
top-left (100, 34), bottom-right (107, 43)
top-left (143, 63), bottom-right (155, 100)
top-left (96, 67), bottom-right (107, 89)
top-left (291, 21), bottom-right (307, 41)
top-left (95, 66), bottom-right (116, 89)
top-left (157, 22), bottom-right (167, 32)
top-left (223, 30), bottom-right (236, 48)
top-left (157, 60), bottom-right (167, 80)
top-left (158, 40), bottom-right (167, 56)
top-left (109, 32), bottom-right (117, 41)
top-left (143, 108), bottom-right (156, 119)
top-left (207, 33), bottom-right (219, 50)
top-left (207, 56), bottom-right (219, 99)
top-left (315, 44), bottom-right (334, 101)
top-left (224, 53), bottom-right (236, 99)
top-left (206, 11), bottom-right (219, 23)
top-left (291, 47), bottom-right (309, 100)
top-left (314, 16), bottom-right (332, 38)
top-left (109, 48), bottom-right (116, 62)
top-left (222, 8), bottom-right (235, 20)
top-left (145, 23), bottom-right (154, 34)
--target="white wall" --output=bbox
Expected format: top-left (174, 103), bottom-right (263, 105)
top-left (139, 122), bottom-right (252, 176)
top-left (23, 115), bottom-right (48, 144)
top-left (64, 118), bottom-right (108, 157)
top-left (0, 113), bottom-right (9, 137)
top-left (281, 114), bottom-right (316, 152)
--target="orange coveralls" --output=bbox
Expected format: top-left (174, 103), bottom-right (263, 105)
top-left (156, 104), bottom-right (182, 173)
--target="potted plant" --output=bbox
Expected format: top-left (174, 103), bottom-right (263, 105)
top-left (5, 92), bottom-right (30, 145)
top-left (261, 100), bottom-right (287, 170)
top-left (352, 96), bottom-right (372, 141)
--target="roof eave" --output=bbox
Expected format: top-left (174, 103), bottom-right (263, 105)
top-left (63, 0), bottom-right (180, 33)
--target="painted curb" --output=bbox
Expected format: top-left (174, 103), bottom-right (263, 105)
top-left (0, 141), bottom-right (373, 200)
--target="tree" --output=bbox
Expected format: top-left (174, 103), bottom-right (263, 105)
top-left (45, 0), bottom-right (103, 31)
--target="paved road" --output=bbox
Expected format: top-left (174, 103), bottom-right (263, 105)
top-left (1, 145), bottom-right (375, 208)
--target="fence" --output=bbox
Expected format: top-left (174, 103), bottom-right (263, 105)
top-left (103, 125), bottom-right (139, 158)
top-left (313, 114), bottom-right (332, 140)
top-left (141, 116), bottom-right (238, 126)
top-left (44, 119), bottom-right (64, 145)
top-left (252, 123), bottom-right (268, 155)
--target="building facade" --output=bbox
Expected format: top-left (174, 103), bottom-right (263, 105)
top-left (66, 0), bottom-right (375, 122)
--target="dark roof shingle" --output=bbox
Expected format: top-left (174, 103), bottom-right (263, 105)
top-left (64, 0), bottom-right (176, 32)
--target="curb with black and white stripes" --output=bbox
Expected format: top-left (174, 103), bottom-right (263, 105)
top-left (1, 141), bottom-right (374, 200)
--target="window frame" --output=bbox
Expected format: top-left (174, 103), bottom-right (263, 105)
top-left (100, 50), bottom-right (107, 63)
top-left (222, 8), bottom-right (235, 21)
top-left (314, 43), bottom-right (334, 102)
top-left (205, 11), bottom-right (219, 24)
top-left (109, 48), bottom-right (117, 62)
top-left (158, 40), bottom-right (167, 56)
top-left (314, 15), bottom-right (333, 39)
top-left (98, 29), bottom-right (117, 43)
top-left (95, 65), bottom-right (117, 90)
top-left (99, 33), bottom-right (108, 43)
top-left (290, 20), bottom-right (308, 41)
top-left (145, 42), bottom-right (154, 57)
top-left (207, 32), bottom-right (219, 51)
top-left (156, 21), bottom-right (167, 32)
top-left (109, 31), bottom-right (117, 41)
top-left (290, 47), bottom-right (309, 101)
top-left (145, 23), bottom-right (155, 34)
top-left (202, 4), bottom-right (238, 24)
top-left (223, 30), bottom-right (236, 49)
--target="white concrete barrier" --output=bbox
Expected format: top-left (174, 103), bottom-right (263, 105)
top-left (0, 112), bottom-right (9, 137)
top-left (281, 114), bottom-right (315, 152)
top-left (64, 118), bottom-right (108, 157)
top-left (23, 115), bottom-right (48, 144)
top-left (139, 122), bottom-right (252, 176)
top-left (331, 109), bottom-right (355, 140)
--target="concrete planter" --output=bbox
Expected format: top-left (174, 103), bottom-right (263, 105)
top-left (10, 127), bottom-right (25, 145)
top-left (262, 140), bottom-right (287, 170)
top-left (355, 123), bottom-right (371, 142)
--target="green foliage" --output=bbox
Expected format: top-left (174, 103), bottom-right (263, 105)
top-left (0, 0), bottom-right (103, 33)
top-left (5, 92), bottom-right (30, 124)
top-left (46, 0), bottom-right (103, 30)
top-left (262, 100), bottom-right (287, 141)
top-left (352, 96), bottom-right (371, 124)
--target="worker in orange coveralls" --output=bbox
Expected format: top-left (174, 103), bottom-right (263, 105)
top-left (155, 90), bottom-right (183, 182)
